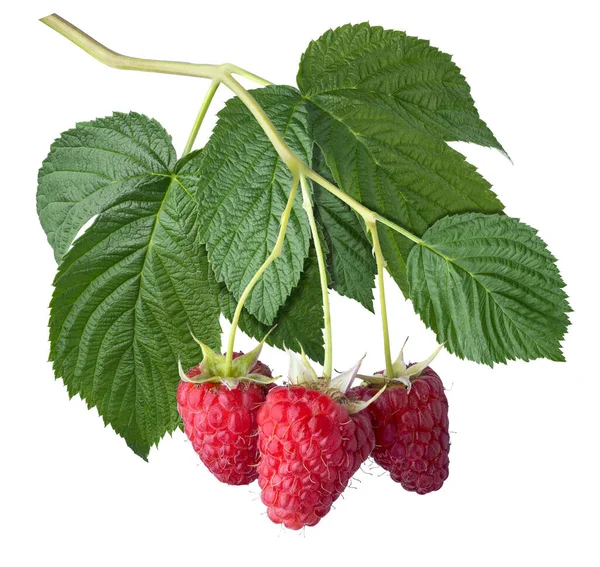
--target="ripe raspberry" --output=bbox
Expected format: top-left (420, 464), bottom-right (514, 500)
top-left (177, 352), bottom-right (273, 486)
top-left (256, 354), bottom-right (375, 530)
top-left (354, 366), bottom-right (449, 494)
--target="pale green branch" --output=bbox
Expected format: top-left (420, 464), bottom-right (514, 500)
top-left (40, 14), bottom-right (221, 78)
top-left (366, 220), bottom-right (393, 378)
top-left (224, 175), bottom-right (300, 376)
top-left (300, 174), bottom-right (332, 379)
top-left (41, 13), bottom-right (423, 247)
top-left (182, 79), bottom-right (220, 157)
top-left (222, 63), bottom-right (272, 87)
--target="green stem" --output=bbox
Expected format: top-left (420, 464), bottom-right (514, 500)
top-left (41, 14), bottom-right (300, 168)
top-left (182, 79), bottom-right (220, 157)
top-left (224, 175), bottom-right (299, 376)
top-left (222, 63), bottom-right (272, 87)
top-left (41, 14), bottom-right (423, 249)
top-left (220, 73), bottom-right (299, 168)
top-left (302, 167), bottom-right (424, 245)
top-left (367, 221), bottom-right (394, 378)
top-left (40, 14), bottom-right (222, 79)
top-left (300, 174), bottom-right (332, 379)
top-left (42, 14), bottom-right (430, 378)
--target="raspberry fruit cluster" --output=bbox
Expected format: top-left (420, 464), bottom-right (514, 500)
top-left (177, 344), bottom-right (449, 529)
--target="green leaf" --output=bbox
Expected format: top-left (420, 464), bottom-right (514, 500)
top-left (37, 112), bottom-right (176, 262)
top-left (297, 23), bottom-right (505, 294)
top-left (46, 114), bottom-right (222, 459)
top-left (193, 85), bottom-right (312, 326)
top-left (313, 149), bottom-right (375, 310)
top-left (219, 245), bottom-right (325, 364)
top-left (297, 23), bottom-right (505, 152)
top-left (407, 213), bottom-right (570, 365)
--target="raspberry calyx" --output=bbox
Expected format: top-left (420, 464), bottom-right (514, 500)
top-left (178, 331), bottom-right (278, 388)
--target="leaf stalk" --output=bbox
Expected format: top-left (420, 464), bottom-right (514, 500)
top-left (182, 79), bottom-right (220, 157)
top-left (224, 175), bottom-right (300, 376)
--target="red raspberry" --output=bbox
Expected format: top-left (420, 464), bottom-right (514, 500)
top-left (177, 353), bottom-right (272, 485)
top-left (354, 367), bottom-right (449, 494)
top-left (257, 385), bottom-right (374, 529)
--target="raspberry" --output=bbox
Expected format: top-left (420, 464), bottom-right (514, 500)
top-left (354, 366), bottom-right (450, 494)
top-left (177, 352), bottom-right (273, 485)
top-left (257, 385), bottom-right (374, 529)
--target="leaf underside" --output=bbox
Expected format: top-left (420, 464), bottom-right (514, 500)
top-left (407, 213), bottom-right (570, 365)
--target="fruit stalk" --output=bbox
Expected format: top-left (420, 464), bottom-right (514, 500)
top-left (367, 220), bottom-right (394, 378)
top-left (300, 174), bottom-right (332, 378)
top-left (182, 79), bottom-right (220, 157)
top-left (224, 175), bottom-right (299, 375)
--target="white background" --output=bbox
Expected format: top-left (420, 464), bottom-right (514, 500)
top-left (2, 1), bottom-right (598, 565)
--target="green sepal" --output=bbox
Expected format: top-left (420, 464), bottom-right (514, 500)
top-left (243, 373), bottom-right (279, 385)
top-left (285, 349), bottom-right (383, 414)
top-left (230, 333), bottom-right (272, 378)
top-left (187, 333), bottom-right (224, 378)
top-left (181, 328), bottom-right (278, 386)
top-left (358, 340), bottom-right (445, 391)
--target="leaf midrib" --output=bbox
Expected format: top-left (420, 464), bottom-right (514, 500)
top-left (122, 175), bottom-right (181, 445)
top-left (133, 176), bottom-right (178, 338)
top-left (56, 175), bottom-right (179, 435)
top-left (306, 96), bottom-right (495, 219)
top-left (419, 242), bottom-right (561, 359)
